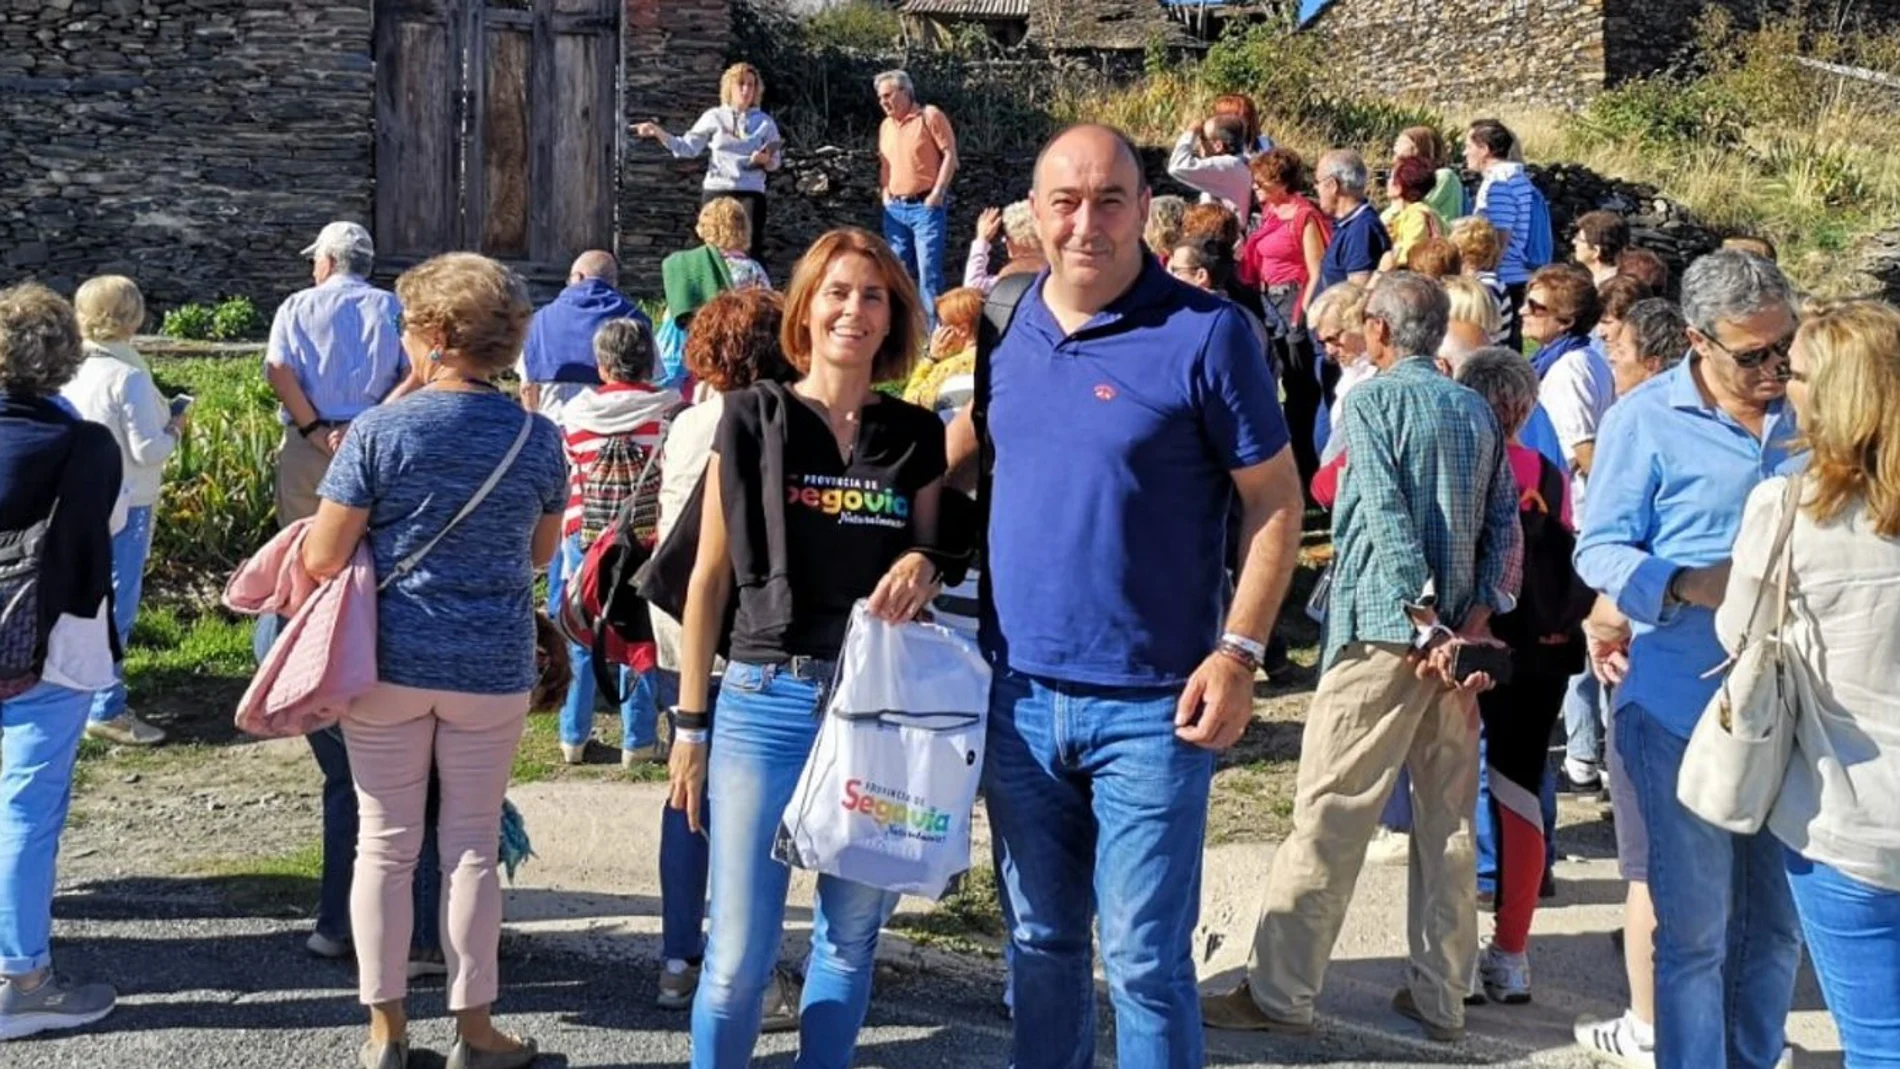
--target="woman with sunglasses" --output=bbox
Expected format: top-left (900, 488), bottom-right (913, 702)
top-left (1523, 265), bottom-right (1609, 518)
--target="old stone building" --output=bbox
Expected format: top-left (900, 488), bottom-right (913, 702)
top-left (1302, 0), bottom-right (1890, 110)
top-left (0, 0), bottom-right (731, 310)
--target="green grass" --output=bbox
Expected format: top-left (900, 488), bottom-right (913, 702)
top-left (511, 709), bottom-right (673, 787)
top-left (886, 863), bottom-right (1006, 958)
top-left (194, 838), bottom-right (325, 915)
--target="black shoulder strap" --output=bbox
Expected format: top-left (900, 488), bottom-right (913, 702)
top-left (971, 272), bottom-right (1035, 625)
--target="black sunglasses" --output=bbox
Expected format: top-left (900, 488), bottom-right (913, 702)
top-left (1703, 330), bottom-right (1795, 370)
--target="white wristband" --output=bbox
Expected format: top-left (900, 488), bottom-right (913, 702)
top-left (673, 729), bottom-right (709, 746)
top-left (1219, 632), bottom-right (1267, 662)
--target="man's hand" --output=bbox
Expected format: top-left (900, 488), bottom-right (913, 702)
top-left (1674, 561), bottom-right (1733, 610)
top-left (1583, 599), bottom-right (1632, 686)
top-left (925, 189), bottom-right (946, 210)
top-left (1175, 652), bottom-right (1255, 751)
top-left (667, 739), bottom-right (709, 834)
top-left (632, 121), bottom-right (664, 140)
top-left (748, 147), bottom-right (773, 168)
top-left (977, 206), bottom-right (1003, 244)
top-left (320, 426), bottom-right (347, 457)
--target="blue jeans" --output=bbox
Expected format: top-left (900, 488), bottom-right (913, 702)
top-left (1562, 670), bottom-right (1604, 770)
top-left (1621, 703), bottom-right (1800, 1069)
top-left (661, 673), bottom-right (714, 964)
top-left (690, 661), bottom-right (899, 1069)
top-left (1785, 850), bottom-right (1900, 1067)
top-left (307, 724), bottom-right (441, 950)
top-left (551, 535), bottom-right (660, 749)
top-left (984, 669), bottom-right (1214, 1069)
top-left (0, 680), bottom-right (92, 973)
top-left (89, 504), bottom-right (153, 722)
top-left (881, 201), bottom-right (948, 324)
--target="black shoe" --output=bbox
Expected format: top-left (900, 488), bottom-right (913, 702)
top-left (1261, 636), bottom-right (1295, 683)
top-left (1556, 766), bottom-right (1602, 794)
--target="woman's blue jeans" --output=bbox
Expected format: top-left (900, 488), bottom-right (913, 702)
top-left (89, 504), bottom-right (153, 722)
top-left (0, 680), bottom-right (91, 974)
top-left (550, 535), bottom-right (660, 749)
top-left (1785, 849), bottom-right (1900, 1068)
top-left (689, 660), bottom-right (899, 1069)
top-left (660, 673), bottom-right (714, 964)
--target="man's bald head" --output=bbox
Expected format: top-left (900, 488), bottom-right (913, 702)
top-left (1032, 124), bottom-right (1147, 196)
top-left (569, 250), bottom-right (618, 284)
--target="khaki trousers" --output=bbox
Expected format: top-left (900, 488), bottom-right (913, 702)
top-left (275, 426), bottom-right (334, 529)
top-left (1245, 641), bottom-right (1480, 1029)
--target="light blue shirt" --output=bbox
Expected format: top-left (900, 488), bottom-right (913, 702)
top-left (265, 274), bottom-right (407, 423)
top-left (1574, 358), bottom-right (1798, 737)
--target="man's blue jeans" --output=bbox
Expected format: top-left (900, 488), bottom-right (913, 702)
top-left (0, 680), bottom-right (91, 974)
top-left (984, 669), bottom-right (1214, 1069)
top-left (660, 673), bottom-right (714, 964)
top-left (1784, 849), bottom-right (1900, 1068)
top-left (1562, 670), bottom-right (1604, 771)
top-left (881, 201), bottom-right (948, 324)
top-left (307, 724), bottom-right (441, 951)
top-left (690, 661), bottom-right (899, 1069)
top-left (90, 504), bottom-right (153, 723)
top-left (551, 535), bottom-right (660, 750)
top-left (1621, 703), bottom-right (1800, 1069)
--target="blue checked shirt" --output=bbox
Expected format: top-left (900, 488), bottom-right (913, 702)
top-left (265, 274), bottom-right (407, 424)
top-left (1324, 356), bottom-right (1524, 669)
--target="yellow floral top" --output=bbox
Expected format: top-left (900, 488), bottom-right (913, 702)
top-left (1381, 201), bottom-right (1446, 270)
top-left (903, 346), bottom-right (976, 410)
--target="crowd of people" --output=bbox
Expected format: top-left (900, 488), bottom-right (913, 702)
top-left (0, 61), bottom-right (1897, 1069)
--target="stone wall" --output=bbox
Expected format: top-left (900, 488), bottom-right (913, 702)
top-left (1307, 0), bottom-right (1608, 111)
top-left (0, 0), bottom-right (377, 311)
top-left (618, 0), bottom-right (735, 299)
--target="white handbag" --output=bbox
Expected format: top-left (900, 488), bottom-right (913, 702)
top-left (1676, 475), bottom-right (1817, 834)
top-left (774, 601), bottom-right (992, 900)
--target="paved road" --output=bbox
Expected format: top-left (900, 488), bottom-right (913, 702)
top-left (24, 874), bottom-right (1584, 1069)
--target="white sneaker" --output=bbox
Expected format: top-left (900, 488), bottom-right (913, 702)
top-left (1366, 827), bottom-right (1411, 867)
top-left (560, 741), bottom-right (589, 765)
top-left (1478, 941), bottom-right (1532, 1004)
top-left (84, 713), bottom-right (166, 747)
top-left (656, 959), bottom-right (699, 1009)
top-left (1574, 1009), bottom-right (1656, 1069)
top-left (621, 743), bottom-right (664, 768)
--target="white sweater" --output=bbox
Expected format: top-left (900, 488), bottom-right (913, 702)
top-left (60, 340), bottom-right (176, 507)
top-left (1718, 476), bottom-right (1900, 892)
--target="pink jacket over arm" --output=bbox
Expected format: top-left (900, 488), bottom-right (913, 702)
top-left (222, 518), bottom-right (377, 738)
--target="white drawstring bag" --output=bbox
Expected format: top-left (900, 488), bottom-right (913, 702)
top-left (775, 601), bottom-right (992, 900)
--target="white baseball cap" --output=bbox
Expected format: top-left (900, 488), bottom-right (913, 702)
top-left (301, 221), bottom-right (375, 260)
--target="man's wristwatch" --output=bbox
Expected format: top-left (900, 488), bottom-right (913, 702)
top-left (298, 419), bottom-right (323, 438)
top-left (668, 706), bottom-right (709, 732)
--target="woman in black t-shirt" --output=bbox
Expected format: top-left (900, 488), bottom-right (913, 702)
top-left (668, 228), bottom-right (946, 1066)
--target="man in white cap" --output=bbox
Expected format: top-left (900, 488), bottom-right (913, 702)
top-left (264, 220), bottom-right (413, 527)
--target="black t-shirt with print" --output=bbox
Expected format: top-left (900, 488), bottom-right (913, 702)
top-left (717, 389), bottom-right (946, 663)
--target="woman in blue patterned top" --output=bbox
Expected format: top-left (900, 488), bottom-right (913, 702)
top-left (302, 253), bottom-right (567, 1069)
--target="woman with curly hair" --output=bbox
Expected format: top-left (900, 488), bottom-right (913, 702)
top-left (0, 282), bottom-right (124, 1040)
top-left (302, 253), bottom-right (568, 1069)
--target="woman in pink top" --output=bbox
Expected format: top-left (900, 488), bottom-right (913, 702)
top-left (1238, 146), bottom-right (1330, 486)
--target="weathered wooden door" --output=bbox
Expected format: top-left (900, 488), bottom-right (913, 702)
top-left (374, 0), bottom-right (619, 285)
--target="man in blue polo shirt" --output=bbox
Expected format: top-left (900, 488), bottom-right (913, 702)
top-left (1316, 149), bottom-right (1390, 291)
top-left (950, 124), bottom-right (1304, 1069)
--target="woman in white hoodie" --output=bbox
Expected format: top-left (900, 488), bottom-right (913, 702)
top-left (551, 317), bottom-right (682, 767)
top-left (59, 276), bottom-right (179, 747)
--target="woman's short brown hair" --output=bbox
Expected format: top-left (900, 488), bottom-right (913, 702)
top-left (1248, 147), bottom-right (1303, 192)
top-left (780, 228), bottom-right (923, 385)
top-left (1616, 247), bottom-right (1671, 295)
top-left (1390, 156), bottom-right (1435, 203)
top-left (1449, 216), bottom-right (1503, 273)
top-left (1597, 273), bottom-right (1652, 323)
top-left (1574, 210), bottom-right (1631, 262)
top-left (1398, 125), bottom-right (1446, 169)
top-left (0, 281), bottom-right (84, 398)
top-left (696, 197), bottom-right (750, 252)
top-left (686, 288), bottom-right (795, 392)
top-left (1181, 202), bottom-right (1240, 248)
top-left (1211, 93), bottom-right (1262, 147)
top-left (1530, 263), bottom-right (1601, 337)
top-left (394, 252), bottom-right (532, 376)
top-left (74, 275), bottom-right (145, 343)
top-left (1405, 237), bottom-right (1463, 278)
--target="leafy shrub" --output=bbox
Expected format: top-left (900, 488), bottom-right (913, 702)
top-left (1199, 17), bottom-right (1327, 118)
top-left (804, 0), bottom-right (902, 53)
top-left (161, 303), bottom-right (215, 340)
top-left (149, 360), bottom-right (279, 590)
top-left (210, 297), bottom-right (264, 341)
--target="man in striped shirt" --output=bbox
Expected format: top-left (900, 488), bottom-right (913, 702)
top-left (1467, 120), bottom-right (1539, 348)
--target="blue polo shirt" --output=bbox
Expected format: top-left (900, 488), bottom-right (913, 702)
top-left (982, 261), bottom-right (1291, 688)
top-left (1319, 202), bottom-right (1391, 290)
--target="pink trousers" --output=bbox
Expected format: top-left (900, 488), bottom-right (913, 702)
top-left (342, 682), bottom-right (527, 1010)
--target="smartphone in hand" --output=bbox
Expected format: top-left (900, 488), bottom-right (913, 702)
top-left (169, 394), bottom-right (195, 419)
top-left (1450, 642), bottom-right (1514, 688)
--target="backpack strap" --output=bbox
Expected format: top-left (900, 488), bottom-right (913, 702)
top-left (379, 410), bottom-right (534, 593)
top-left (971, 272), bottom-right (1035, 623)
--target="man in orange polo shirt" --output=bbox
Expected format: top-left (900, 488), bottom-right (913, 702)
top-left (875, 69), bottom-right (959, 323)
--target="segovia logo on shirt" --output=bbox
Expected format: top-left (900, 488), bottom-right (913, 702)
top-left (786, 473), bottom-right (910, 529)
